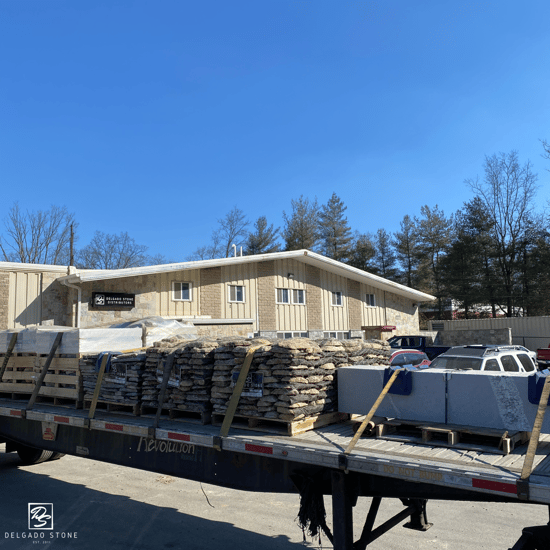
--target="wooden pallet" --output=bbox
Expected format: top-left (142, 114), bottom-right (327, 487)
top-left (0, 354), bottom-right (83, 407)
top-left (212, 411), bottom-right (349, 436)
top-left (140, 405), bottom-right (212, 425)
top-left (366, 418), bottom-right (530, 455)
top-left (84, 399), bottom-right (140, 416)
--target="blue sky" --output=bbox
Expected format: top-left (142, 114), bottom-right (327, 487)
top-left (1, 0), bottom-right (549, 262)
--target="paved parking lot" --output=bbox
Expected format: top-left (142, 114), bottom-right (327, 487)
top-left (0, 444), bottom-right (546, 549)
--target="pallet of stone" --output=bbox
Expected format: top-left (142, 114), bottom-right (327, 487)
top-left (212, 337), bottom-right (343, 425)
top-left (0, 353), bottom-right (83, 406)
top-left (141, 337), bottom-right (219, 418)
top-left (368, 418), bottom-right (530, 455)
top-left (211, 337), bottom-right (392, 425)
top-left (81, 352), bottom-right (146, 411)
top-left (139, 405), bottom-right (212, 425)
top-left (212, 411), bottom-right (349, 436)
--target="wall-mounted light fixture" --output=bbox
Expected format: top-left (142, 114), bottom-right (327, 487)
top-left (288, 273), bottom-right (294, 279)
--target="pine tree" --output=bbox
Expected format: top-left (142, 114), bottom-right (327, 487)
top-left (282, 195), bottom-right (320, 251)
top-left (348, 232), bottom-right (376, 272)
top-left (416, 205), bottom-right (454, 317)
top-left (244, 216), bottom-right (281, 255)
top-left (393, 215), bottom-right (421, 288)
top-left (371, 228), bottom-right (398, 280)
top-left (317, 193), bottom-right (352, 261)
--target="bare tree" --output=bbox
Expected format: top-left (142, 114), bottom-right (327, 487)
top-left (187, 233), bottom-right (223, 261)
top-left (466, 151), bottom-right (538, 316)
top-left (76, 231), bottom-right (149, 269)
top-left (0, 203), bottom-right (77, 265)
top-left (216, 206), bottom-right (250, 257)
top-left (187, 207), bottom-right (249, 260)
top-left (147, 253), bottom-right (176, 265)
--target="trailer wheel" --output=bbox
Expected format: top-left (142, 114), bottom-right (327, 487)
top-left (16, 444), bottom-right (55, 465)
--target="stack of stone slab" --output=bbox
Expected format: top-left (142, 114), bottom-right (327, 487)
top-left (141, 336), bottom-right (218, 416)
top-left (81, 352), bottom-right (146, 408)
top-left (210, 337), bottom-right (274, 417)
top-left (211, 337), bottom-right (392, 423)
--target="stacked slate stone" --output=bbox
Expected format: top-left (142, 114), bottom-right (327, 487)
top-left (210, 337), bottom-right (392, 423)
top-left (81, 352), bottom-right (146, 405)
top-left (210, 337), bottom-right (273, 417)
top-left (141, 337), bottom-right (218, 414)
top-left (318, 338), bottom-right (393, 367)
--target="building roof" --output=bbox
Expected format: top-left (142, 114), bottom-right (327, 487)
top-left (54, 249), bottom-right (435, 303)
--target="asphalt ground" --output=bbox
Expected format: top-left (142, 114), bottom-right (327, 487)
top-left (0, 443), bottom-right (547, 550)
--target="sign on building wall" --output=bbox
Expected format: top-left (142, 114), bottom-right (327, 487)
top-left (92, 292), bottom-right (135, 308)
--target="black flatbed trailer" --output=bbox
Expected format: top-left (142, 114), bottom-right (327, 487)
top-left (2, 397), bottom-right (550, 549)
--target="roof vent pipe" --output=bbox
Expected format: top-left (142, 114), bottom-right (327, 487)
top-left (232, 244), bottom-right (237, 257)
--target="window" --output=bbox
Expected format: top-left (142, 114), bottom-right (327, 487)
top-left (323, 331), bottom-right (350, 340)
top-left (277, 331), bottom-right (308, 339)
top-left (172, 282), bottom-right (192, 301)
top-left (500, 355), bottom-right (519, 372)
top-left (277, 288), bottom-right (305, 305)
top-left (276, 288), bottom-right (290, 304)
top-left (229, 285), bottom-right (245, 303)
top-left (484, 359), bottom-right (500, 372)
top-left (292, 289), bottom-right (305, 304)
top-left (517, 353), bottom-right (535, 372)
top-left (365, 293), bottom-right (376, 307)
top-left (331, 291), bottom-right (343, 306)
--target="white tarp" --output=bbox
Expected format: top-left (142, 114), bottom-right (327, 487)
top-left (0, 326), bottom-right (143, 354)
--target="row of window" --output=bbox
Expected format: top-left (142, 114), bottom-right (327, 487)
top-left (173, 282), bottom-right (377, 307)
top-left (174, 282), bottom-right (247, 303)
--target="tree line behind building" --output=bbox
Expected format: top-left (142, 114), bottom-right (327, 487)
top-left (1, 149), bottom-right (549, 319)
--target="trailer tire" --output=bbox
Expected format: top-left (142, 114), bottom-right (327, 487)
top-left (16, 444), bottom-right (55, 465)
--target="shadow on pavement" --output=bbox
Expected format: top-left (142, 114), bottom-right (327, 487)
top-left (0, 451), bottom-right (311, 550)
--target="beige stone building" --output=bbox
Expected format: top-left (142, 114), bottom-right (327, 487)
top-left (0, 250), bottom-right (435, 340)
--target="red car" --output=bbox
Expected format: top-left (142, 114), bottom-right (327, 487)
top-left (390, 349), bottom-right (431, 368)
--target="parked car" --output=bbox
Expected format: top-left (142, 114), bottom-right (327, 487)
top-left (387, 335), bottom-right (451, 360)
top-left (427, 345), bottom-right (537, 373)
top-left (390, 349), bottom-right (431, 368)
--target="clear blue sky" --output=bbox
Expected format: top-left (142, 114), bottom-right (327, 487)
top-left (1, 1), bottom-right (549, 262)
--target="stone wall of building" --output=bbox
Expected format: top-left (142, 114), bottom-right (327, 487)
top-left (78, 276), bottom-right (157, 328)
top-left (194, 322), bottom-right (254, 339)
top-left (257, 261), bottom-right (276, 335)
top-left (384, 293), bottom-right (419, 337)
top-left (305, 265), bottom-right (323, 338)
top-left (41, 274), bottom-right (69, 326)
top-left (347, 279), bottom-right (363, 337)
top-left (200, 267), bottom-right (222, 319)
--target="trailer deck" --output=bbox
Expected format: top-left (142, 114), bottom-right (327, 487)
top-left (3, 397), bottom-right (550, 505)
